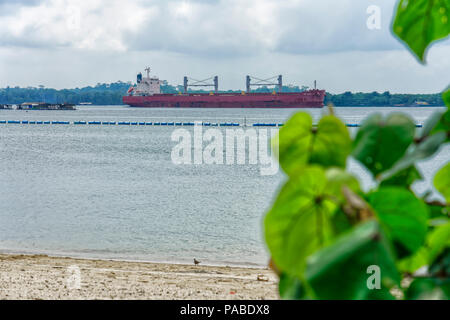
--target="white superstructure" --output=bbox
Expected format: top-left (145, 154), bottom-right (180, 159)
top-left (128, 67), bottom-right (161, 96)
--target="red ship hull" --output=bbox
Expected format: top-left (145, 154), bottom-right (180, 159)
top-left (123, 90), bottom-right (325, 108)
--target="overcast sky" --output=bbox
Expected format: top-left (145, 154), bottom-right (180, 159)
top-left (0, 0), bottom-right (448, 93)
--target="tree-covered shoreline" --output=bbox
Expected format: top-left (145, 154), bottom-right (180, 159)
top-left (0, 82), bottom-right (445, 107)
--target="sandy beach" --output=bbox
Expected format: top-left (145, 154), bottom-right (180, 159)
top-left (0, 254), bottom-right (278, 300)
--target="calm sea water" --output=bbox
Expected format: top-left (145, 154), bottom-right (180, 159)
top-left (0, 106), bottom-right (448, 266)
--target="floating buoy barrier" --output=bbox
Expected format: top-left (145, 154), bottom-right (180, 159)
top-left (253, 123), bottom-right (276, 127)
top-left (0, 120), bottom-right (424, 128)
top-left (51, 121), bottom-right (70, 125)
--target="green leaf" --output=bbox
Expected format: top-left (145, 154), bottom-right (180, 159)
top-left (368, 187), bottom-right (429, 255)
top-left (305, 220), bottom-right (400, 300)
top-left (431, 108), bottom-right (450, 141)
top-left (443, 88), bottom-right (450, 107)
top-left (264, 166), bottom-right (337, 276)
top-left (393, 0), bottom-right (450, 63)
top-left (275, 112), bottom-right (313, 175)
top-left (434, 162), bottom-right (450, 203)
top-left (325, 168), bottom-right (361, 202)
top-left (310, 115), bottom-right (352, 169)
top-left (380, 131), bottom-right (447, 181)
top-left (423, 89), bottom-right (450, 139)
top-left (420, 110), bottom-right (446, 139)
top-left (352, 113), bottom-right (416, 177)
top-left (429, 247), bottom-right (450, 276)
top-left (429, 204), bottom-right (449, 219)
top-left (406, 278), bottom-right (450, 300)
top-left (278, 273), bottom-right (308, 300)
top-left (379, 165), bottom-right (422, 188)
top-left (399, 221), bottom-right (450, 273)
top-left (275, 113), bottom-right (351, 176)
top-left (427, 222), bottom-right (450, 264)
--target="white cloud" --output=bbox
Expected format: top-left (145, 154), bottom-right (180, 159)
top-left (0, 0), bottom-right (448, 92)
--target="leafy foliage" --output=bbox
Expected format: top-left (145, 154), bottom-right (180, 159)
top-left (305, 221), bottom-right (400, 300)
top-left (264, 0), bottom-right (450, 299)
top-left (435, 163), bottom-right (450, 203)
top-left (274, 113), bottom-right (351, 176)
top-left (352, 113), bottom-right (416, 177)
top-left (393, 0), bottom-right (450, 63)
top-left (368, 188), bottom-right (429, 255)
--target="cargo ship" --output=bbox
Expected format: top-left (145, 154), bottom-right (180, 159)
top-left (123, 68), bottom-right (325, 108)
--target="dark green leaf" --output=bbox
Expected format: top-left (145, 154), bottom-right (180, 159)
top-left (393, 0), bottom-right (450, 63)
top-left (379, 165), bottom-right (422, 188)
top-left (368, 187), bottom-right (429, 255)
top-left (399, 221), bottom-right (450, 273)
top-left (275, 113), bottom-right (351, 176)
top-left (305, 220), bottom-right (400, 300)
top-left (380, 131), bottom-right (447, 181)
top-left (443, 88), bottom-right (450, 107)
top-left (331, 209), bottom-right (354, 234)
top-left (352, 113), bottom-right (416, 177)
top-left (278, 273), bottom-right (308, 300)
top-left (406, 278), bottom-right (450, 300)
top-left (434, 162), bottom-right (450, 203)
top-left (420, 110), bottom-right (445, 139)
top-left (429, 205), bottom-right (449, 218)
top-left (265, 166), bottom-right (336, 276)
top-left (430, 108), bottom-right (450, 141)
top-left (429, 247), bottom-right (450, 276)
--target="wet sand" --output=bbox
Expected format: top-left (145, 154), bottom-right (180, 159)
top-left (0, 254), bottom-right (278, 300)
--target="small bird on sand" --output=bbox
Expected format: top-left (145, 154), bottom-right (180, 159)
top-left (194, 258), bottom-right (201, 265)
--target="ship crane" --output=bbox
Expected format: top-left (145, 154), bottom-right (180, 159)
top-left (183, 76), bottom-right (218, 94)
top-left (246, 75), bottom-right (282, 93)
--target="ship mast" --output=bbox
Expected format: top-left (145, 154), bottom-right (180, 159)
top-left (144, 67), bottom-right (151, 78)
